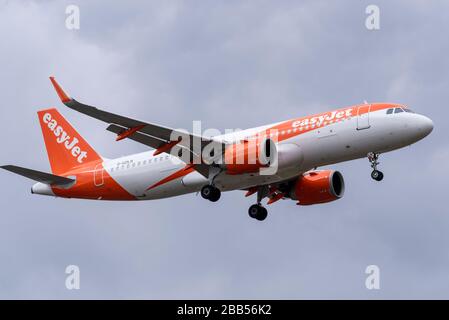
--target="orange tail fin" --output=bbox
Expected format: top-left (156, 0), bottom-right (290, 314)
top-left (37, 108), bottom-right (101, 175)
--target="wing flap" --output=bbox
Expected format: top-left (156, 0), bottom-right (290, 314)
top-left (106, 123), bottom-right (167, 149)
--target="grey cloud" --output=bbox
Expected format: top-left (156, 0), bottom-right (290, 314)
top-left (0, 0), bottom-right (448, 299)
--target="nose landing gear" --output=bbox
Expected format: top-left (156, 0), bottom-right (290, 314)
top-left (371, 170), bottom-right (384, 181)
top-left (368, 152), bottom-right (384, 181)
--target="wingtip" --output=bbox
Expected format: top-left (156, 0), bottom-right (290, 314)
top-left (49, 76), bottom-right (71, 103)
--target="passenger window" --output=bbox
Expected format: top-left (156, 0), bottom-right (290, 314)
top-left (386, 109), bottom-right (394, 114)
top-left (394, 108), bottom-right (404, 113)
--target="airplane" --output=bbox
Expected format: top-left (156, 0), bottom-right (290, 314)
top-left (1, 77), bottom-right (434, 221)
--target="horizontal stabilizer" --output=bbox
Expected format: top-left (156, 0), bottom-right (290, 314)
top-left (1, 165), bottom-right (75, 186)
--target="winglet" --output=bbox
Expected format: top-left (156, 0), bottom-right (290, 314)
top-left (49, 76), bottom-right (71, 103)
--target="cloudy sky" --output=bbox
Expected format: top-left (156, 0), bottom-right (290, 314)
top-left (0, 0), bottom-right (448, 299)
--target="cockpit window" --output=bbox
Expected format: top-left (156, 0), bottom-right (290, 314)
top-left (394, 108), bottom-right (404, 113)
top-left (386, 108), bottom-right (394, 114)
top-left (403, 108), bottom-right (415, 113)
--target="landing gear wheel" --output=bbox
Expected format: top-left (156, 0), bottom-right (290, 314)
top-left (248, 204), bottom-right (268, 221)
top-left (257, 207), bottom-right (268, 221)
top-left (248, 205), bottom-right (259, 219)
top-left (368, 152), bottom-right (383, 182)
top-left (201, 185), bottom-right (213, 199)
top-left (201, 185), bottom-right (221, 202)
top-left (209, 188), bottom-right (221, 202)
top-left (371, 170), bottom-right (384, 181)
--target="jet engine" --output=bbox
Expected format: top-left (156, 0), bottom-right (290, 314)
top-left (223, 138), bottom-right (275, 175)
top-left (290, 170), bottom-right (345, 205)
top-left (223, 139), bottom-right (303, 175)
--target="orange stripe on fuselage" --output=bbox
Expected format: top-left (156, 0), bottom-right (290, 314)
top-left (146, 164), bottom-right (195, 191)
top-left (254, 103), bottom-right (395, 143)
top-left (51, 160), bottom-right (136, 200)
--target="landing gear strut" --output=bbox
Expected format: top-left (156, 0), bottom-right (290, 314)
top-left (201, 185), bottom-right (221, 202)
top-left (368, 152), bottom-right (384, 181)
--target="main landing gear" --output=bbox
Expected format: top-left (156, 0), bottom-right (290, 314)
top-left (248, 204), bottom-right (268, 221)
top-left (201, 185), bottom-right (221, 202)
top-left (248, 186), bottom-right (269, 221)
top-left (368, 152), bottom-right (384, 182)
top-left (201, 167), bottom-right (222, 202)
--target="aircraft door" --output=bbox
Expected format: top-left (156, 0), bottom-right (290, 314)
top-left (357, 105), bottom-right (371, 130)
top-left (94, 164), bottom-right (104, 187)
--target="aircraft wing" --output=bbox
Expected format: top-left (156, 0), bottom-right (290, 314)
top-left (49, 77), bottom-right (224, 170)
top-left (242, 176), bottom-right (299, 205)
top-left (1, 165), bottom-right (75, 186)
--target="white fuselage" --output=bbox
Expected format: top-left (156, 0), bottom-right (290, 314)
top-left (96, 107), bottom-right (433, 200)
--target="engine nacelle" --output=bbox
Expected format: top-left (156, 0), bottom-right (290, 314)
top-left (291, 170), bottom-right (345, 205)
top-left (224, 138), bottom-right (274, 175)
top-left (223, 139), bottom-right (303, 175)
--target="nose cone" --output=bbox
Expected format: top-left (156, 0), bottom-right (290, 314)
top-left (407, 114), bottom-right (433, 143)
top-left (417, 115), bottom-right (434, 138)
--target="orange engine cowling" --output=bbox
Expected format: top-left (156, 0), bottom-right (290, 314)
top-left (291, 170), bottom-right (345, 205)
top-left (223, 139), bottom-right (273, 175)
